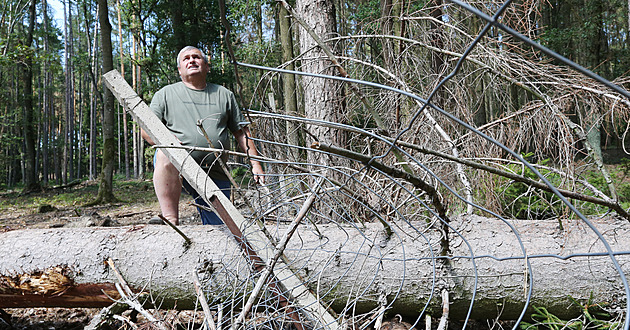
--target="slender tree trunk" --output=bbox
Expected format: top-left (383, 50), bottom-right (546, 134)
top-left (116, 0), bottom-right (129, 180)
top-left (171, 0), bottom-right (184, 51)
top-left (62, 0), bottom-right (69, 184)
top-left (255, 0), bottom-right (263, 45)
top-left (76, 72), bottom-right (83, 180)
top-left (89, 84), bottom-right (96, 179)
top-left (95, 0), bottom-right (116, 203)
top-left (131, 30), bottom-right (139, 178)
top-left (136, 57), bottom-right (144, 178)
top-left (380, 0), bottom-right (394, 69)
top-left (42, 0), bottom-right (50, 185)
top-left (83, 1), bottom-right (101, 180)
top-left (68, 0), bottom-right (75, 181)
top-left (62, 0), bottom-right (75, 183)
top-left (21, 0), bottom-right (40, 193)
top-left (278, 3), bottom-right (300, 161)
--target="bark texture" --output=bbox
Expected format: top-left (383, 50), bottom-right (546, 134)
top-left (96, 0), bottom-right (116, 202)
top-left (296, 0), bottom-right (344, 166)
top-left (1, 216), bottom-right (629, 320)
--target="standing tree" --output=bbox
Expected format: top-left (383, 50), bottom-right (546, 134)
top-left (21, 0), bottom-right (40, 193)
top-left (94, 0), bottom-right (116, 203)
top-left (63, 0), bottom-right (75, 184)
top-left (295, 0), bottom-right (345, 166)
top-left (277, 2), bottom-right (300, 161)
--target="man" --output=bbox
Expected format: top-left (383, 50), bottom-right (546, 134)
top-left (142, 46), bottom-right (264, 225)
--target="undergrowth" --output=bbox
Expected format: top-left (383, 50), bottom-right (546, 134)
top-left (0, 176), bottom-right (155, 214)
top-left (520, 294), bottom-right (621, 329)
top-left (495, 155), bottom-right (630, 220)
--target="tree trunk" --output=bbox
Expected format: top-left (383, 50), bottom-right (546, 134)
top-left (0, 216), bottom-right (628, 321)
top-left (95, 0), bottom-right (115, 202)
top-left (131, 31), bottom-right (139, 178)
top-left (62, 0), bottom-right (75, 184)
top-left (42, 0), bottom-right (50, 185)
top-left (278, 2), bottom-right (300, 161)
top-left (296, 0), bottom-right (344, 167)
top-left (116, 0), bottom-right (130, 180)
top-left (171, 0), bottom-right (185, 51)
top-left (21, 0), bottom-right (40, 193)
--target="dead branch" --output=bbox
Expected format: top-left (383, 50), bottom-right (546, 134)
top-left (311, 142), bottom-right (448, 220)
top-left (194, 271), bottom-right (217, 330)
top-left (436, 290), bottom-right (449, 330)
top-left (233, 179), bottom-right (323, 330)
top-left (106, 258), bottom-right (165, 329)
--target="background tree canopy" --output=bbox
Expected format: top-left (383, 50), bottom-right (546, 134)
top-left (0, 0), bottom-right (629, 219)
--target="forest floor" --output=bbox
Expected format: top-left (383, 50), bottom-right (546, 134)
top-left (1, 151), bottom-right (629, 329)
top-left (0, 178), bottom-right (207, 329)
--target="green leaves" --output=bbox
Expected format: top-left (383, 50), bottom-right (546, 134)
top-left (520, 294), bottom-right (620, 330)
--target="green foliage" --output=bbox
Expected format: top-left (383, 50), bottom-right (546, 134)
top-left (495, 155), bottom-right (565, 220)
top-left (495, 153), bottom-right (630, 219)
top-left (349, 0), bottom-right (381, 33)
top-left (584, 163), bottom-right (630, 211)
top-left (231, 165), bottom-right (252, 186)
top-left (520, 294), bottom-right (620, 329)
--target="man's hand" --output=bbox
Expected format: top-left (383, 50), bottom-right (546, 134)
top-left (234, 127), bottom-right (265, 185)
top-left (252, 162), bottom-right (265, 185)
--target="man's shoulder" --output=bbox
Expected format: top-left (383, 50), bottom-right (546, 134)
top-left (158, 81), bottom-right (186, 93)
top-left (206, 83), bottom-right (234, 96)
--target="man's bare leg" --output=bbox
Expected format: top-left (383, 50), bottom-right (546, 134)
top-left (153, 150), bottom-right (182, 225)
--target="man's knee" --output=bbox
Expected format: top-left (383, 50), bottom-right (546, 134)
top-left (155, 150), bottom-right (177, 172)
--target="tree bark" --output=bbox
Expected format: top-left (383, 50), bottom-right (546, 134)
top-left (95, 0), bottom-right (116, 203)
top-left (296, 0), bottom-right (344, 167)
top-left (42, 0), bottom-right (50, 185)
top-left (277, 2), bottom-right (300, 161)
top-left (1, 216), bottom-right (629, 321)
top-left (116, 0), bottom-right (130, 180)
top-left (66, 0), bottom-right (75, 183)
top-left (21, 0), bottom-right (40, 193)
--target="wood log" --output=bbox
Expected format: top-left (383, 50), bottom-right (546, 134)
top-left (1, 215), bottom-right (629, 321)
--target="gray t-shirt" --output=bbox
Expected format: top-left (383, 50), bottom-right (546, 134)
top-left (150, 81), bottom-right (245, 180)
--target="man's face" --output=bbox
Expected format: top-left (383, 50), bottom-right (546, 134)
top-left (177, 48), bottom-right (209, 80)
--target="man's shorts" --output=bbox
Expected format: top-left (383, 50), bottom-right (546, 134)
top-left (154, 152), bottom-right (230, 225)
top-left (182, 177), bottom-right (231, 225)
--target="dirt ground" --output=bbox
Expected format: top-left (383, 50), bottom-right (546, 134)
top-left (0, 179), bottom-right (208, 329)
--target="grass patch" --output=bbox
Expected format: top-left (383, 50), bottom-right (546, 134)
top-left (0, 178), bottom-right (156, 215)
top-left (520, 294), bottom-right (620, 329)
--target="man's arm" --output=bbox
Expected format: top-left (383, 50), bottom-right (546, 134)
top-left (141, 129), bottom-right (156, 145)
top-left (233, 127), bottom-right (265, 185)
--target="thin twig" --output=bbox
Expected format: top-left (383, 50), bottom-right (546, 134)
top-left (374, 294), bottom-right (387, 330)
top-left (436, 289), bottom-right (449, 330)
top-left (157, 214), bottom-right (192, 247)
top-left (194, 271), bottom-right (217, 330)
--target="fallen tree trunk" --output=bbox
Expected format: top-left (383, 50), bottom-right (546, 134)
top-left (1, 215), bottom-right (629, 320)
